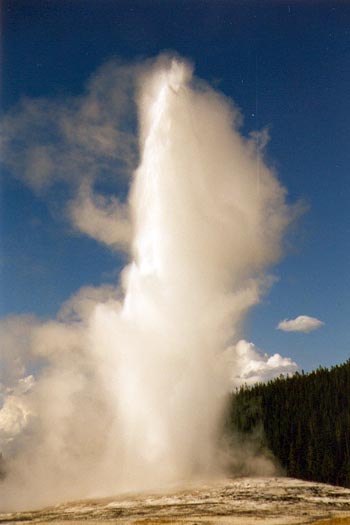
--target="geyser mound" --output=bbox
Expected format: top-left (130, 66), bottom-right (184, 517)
top-left (0, 56), bottom-right (293, 511)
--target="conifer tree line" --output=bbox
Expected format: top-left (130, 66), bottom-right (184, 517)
top-left (226, 360), bottom-right (350, 487)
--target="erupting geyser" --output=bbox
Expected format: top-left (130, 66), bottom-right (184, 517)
top-left (91, 56), bottom-right (294, 489)
top-left (0, 56), bottom-right (293, 510)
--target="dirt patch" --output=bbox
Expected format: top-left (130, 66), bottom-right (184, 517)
top-left (311, 518), bottom-right (350, 525)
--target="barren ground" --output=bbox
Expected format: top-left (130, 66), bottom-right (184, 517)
top-left (1, 477), bottom-right (350, 525)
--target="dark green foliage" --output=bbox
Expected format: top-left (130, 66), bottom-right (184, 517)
top-left (227, 360), bottom-right (350, 488)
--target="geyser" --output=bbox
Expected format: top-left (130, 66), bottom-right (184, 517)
top-left (0, 56), bottom-right (293, 510)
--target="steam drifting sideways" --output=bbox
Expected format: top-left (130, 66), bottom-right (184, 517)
top-left (0, 56), bottom-right (296, 510)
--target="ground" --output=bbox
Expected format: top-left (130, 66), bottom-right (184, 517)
top-left (1, 477), bottom-right (350, 525)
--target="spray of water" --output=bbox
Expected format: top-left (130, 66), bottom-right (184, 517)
top-left (0, 56), bottom-right (293, 510)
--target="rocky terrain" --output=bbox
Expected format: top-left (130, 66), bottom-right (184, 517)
top-left (1, 477), bottom-right (350, 525)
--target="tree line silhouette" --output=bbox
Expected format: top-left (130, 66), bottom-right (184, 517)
top-left (226, 359), bottom-right (350, 487)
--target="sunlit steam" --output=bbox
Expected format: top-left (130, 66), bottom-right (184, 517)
top-left (0, 56), bottom-right (293, 510)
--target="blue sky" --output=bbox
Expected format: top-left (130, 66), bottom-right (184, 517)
top-left (1, 0), bottom-right (350, 372)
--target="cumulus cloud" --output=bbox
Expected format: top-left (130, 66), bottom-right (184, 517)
top-left (277, 315), bottom-right (324, 333)
top-left (0, 394), bottom-right (34, 450)
top-left (227, 340), bottom-right (298, 387)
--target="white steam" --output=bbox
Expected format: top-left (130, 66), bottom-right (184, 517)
top-left (0, 60), bottom-right (139, 251)
top-left (1, 56), bottom-right (295, 510)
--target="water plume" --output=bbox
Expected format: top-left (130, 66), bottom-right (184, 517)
top-left (0, 55), bottom-right (294, 510)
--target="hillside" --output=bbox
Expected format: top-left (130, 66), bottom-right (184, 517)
top-left (226, 360), bottom-right (350, 488)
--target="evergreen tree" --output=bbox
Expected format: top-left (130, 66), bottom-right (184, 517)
top-left (227, 359), bottom-right (350, 488)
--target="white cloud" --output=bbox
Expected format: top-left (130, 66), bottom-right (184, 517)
top-left (227, 340), bottom-right (298, 387)
top-left (277, 315), bottom-right (324, 333)
top-left (0, 394), bottom-right (34, 447)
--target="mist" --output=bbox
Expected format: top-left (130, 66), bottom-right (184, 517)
top-left (0, 55), bottom-right (295, 510)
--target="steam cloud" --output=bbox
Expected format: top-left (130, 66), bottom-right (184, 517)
top-left (0, 55), bottom-right (296, 510)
